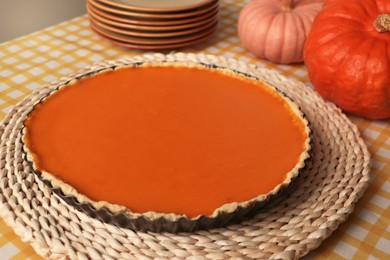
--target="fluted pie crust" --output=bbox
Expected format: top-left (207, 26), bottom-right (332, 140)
top-left (22, 61), bottom-right (312, 231)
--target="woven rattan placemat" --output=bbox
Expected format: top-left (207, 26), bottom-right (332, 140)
top-left (0, 53), bottom-right (370, 259)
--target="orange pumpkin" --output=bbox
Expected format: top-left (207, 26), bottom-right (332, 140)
top-left (304, 0), bottom-right (390, 119)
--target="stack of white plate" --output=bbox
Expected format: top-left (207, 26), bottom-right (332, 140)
top-left (87, 0), bottom-right (219, 50)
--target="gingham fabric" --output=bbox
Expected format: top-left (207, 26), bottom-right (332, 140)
top-left (0, 1), bottom-right (389, 259)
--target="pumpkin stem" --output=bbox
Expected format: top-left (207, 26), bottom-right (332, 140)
top-left (282, 0), bottom-right (294, 12)
top-left (374, 14), bottom-right (390, 33)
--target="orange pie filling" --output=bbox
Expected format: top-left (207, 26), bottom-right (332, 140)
top-left (23, 65), bottom-right (310, 219)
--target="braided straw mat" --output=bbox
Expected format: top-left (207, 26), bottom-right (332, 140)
top-left (0, 53), bottom-right (370, 259)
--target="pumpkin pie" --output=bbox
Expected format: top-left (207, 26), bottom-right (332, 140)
top-left (22, 61), bottom-right (311, 232)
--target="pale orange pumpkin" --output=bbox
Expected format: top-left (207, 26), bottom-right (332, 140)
top-left (238, 0), bottom-right (323, 64)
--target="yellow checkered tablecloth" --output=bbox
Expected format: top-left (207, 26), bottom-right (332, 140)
top-left (0, 0), bottom-right (389, 259)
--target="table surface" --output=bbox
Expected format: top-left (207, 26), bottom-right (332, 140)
top-left (0, 0), bottom-right (389, 259)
